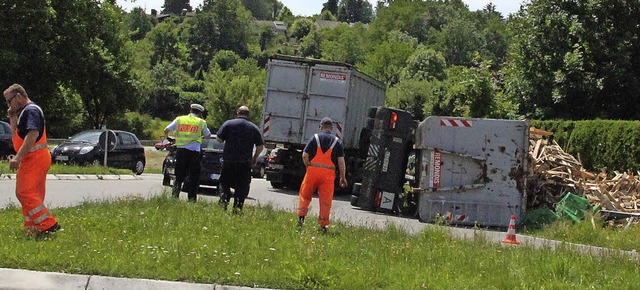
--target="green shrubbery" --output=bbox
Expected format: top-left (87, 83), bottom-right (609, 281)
top-left (107, 112), bottom-right (169, 141)
top-left (532, 120), bottom-right (640, 174)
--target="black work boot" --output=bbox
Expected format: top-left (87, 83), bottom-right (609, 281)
top-left (36, 223), bottom-right (62, 240)
top-left (232, 202), bottom-right (243, 215)
top-left (218, 191), bottom-right (229, 210)
top-left (171, 185), bottom-right (181, 199)
top-left (297, 216), bottom-right (305, 229)
top-left (319, 225), bottom-right (328, 234)
top-left (218, 199), bottom-right (228, 211)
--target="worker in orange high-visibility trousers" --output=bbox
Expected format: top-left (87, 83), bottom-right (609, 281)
top-left (4, 84), bottom-right (60, 239)
top-left (296, 117), bottom-right (348, 233)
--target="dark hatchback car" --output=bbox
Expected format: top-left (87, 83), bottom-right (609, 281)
top-left (50, 129), bottom-right (146, 175)
top-left (0, 120), bottom-right (16, 160)
top-left (162, 136), bottom-right (225, 190)
top-left (251, 147), bottom-right (268, 178)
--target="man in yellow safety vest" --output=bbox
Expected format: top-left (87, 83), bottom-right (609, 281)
top-left (164, 103), bottom-right (211, 201)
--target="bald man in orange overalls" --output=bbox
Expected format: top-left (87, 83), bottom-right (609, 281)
top-left (4, 84), bottom-right (60, 239)
top-left (296, 117), bottom-right (347, 233)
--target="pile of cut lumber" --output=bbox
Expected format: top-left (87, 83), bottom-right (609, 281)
top-left (528, 128), bottom-right (640, 224)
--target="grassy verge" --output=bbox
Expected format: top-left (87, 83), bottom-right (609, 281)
top-left (0, 195), bottom-right (638, 289)
top-left (0, 148), bottom-right (168, 174)
top-left (0, 162), bottom-right (133, 175)
top-left (523, 215), bottom-right (640, 252)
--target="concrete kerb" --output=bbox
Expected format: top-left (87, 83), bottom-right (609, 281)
top-left (0, 268), bottom-right (273, 290)
top-left (0, 174), bottom-right (143, 181)
top-left (328, 209), bottom-right (640, 261)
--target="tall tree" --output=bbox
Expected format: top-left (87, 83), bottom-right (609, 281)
top-left (323, 0), bottom-right (338, 16)
top-left (162, 0), bottom-right (192, 15)
top-left (401, 46), bottom-right (447, 82)
top-left (203, 57), bottom-right (266, 127)
top-left (337, 0), bottom-right (373, 23)
top-left (290, 18), bottom-right (315, 40)
top-left (504, 0), bottom-right (640, 120)
top-left (361, 37), bottom-right (414, 85)
top-left (128, 7), bottom-right (156, 41)
top-left (189, 0), bottom-right (252, 75)
top-left (0, 0), bottom-right (138, 134)
top-left (320, 23), bottom-right (367, 65)
top-left (240, 0), bottom-right (272, 19)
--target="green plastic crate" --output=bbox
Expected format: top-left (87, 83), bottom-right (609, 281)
top-left (555, 192), bottom-right (600, 222)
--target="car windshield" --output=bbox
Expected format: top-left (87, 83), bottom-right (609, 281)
top-left (68, 131), bottom-right (101, 143)
top-left (202, 137), bottom-right (224, 152)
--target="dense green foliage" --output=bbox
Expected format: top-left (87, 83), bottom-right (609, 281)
top-left (504, 0), bottom-right (640, 120)
top-left (0, 195), bottom-right (638, 288)
top-left (2, 0), bottom-right (639, 169)
top-left (532, 120), bottom-right (640, 173)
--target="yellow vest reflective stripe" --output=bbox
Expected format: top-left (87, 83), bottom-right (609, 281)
top-left (175, 115), bottom-right (205, 146)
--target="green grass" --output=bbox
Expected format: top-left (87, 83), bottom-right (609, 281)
top-left (0, 194), bottom-right (638, 289)
top-left (523, 214), bottom-right (640, 252)
top-left (0, 148), bottom-right (167, 174)
top-left (0, 162), bottom-right (133, 175)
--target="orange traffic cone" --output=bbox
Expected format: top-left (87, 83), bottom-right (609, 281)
top-left (501, 215), bottom-right (520, 244)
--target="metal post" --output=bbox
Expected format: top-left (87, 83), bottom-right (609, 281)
top-left (102, 124), bottom-right (108, 167)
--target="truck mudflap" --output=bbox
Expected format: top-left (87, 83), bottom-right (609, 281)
top-left (415, 117), bottom-right (529, 227)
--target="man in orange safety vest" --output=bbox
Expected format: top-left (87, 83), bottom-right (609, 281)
top-left (4, 84), bottom-right (60, 239)
top-left (296, 117), bottom-right (347, 233)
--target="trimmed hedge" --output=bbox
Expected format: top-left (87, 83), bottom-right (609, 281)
top-left (531, 120), bottom-right (640, 174)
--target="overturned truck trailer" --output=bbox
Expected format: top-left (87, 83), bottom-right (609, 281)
top-left (352, 107), bottom-right (530, 227)
top-left (415, 117), bottom-right (529, 227)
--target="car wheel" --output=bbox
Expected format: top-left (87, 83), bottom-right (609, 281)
top-left (86, 159), bottom-right (101, 167)
top-left (270, 181), bottom-right (284, 189)
top-left (133, 159), bottom-right (145, 175)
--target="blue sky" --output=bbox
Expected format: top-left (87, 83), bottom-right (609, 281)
top-left (118, 0), bottom-right (526, 17)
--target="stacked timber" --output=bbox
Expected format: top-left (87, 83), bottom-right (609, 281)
top-left (528, 128), bottom-right (640, 223)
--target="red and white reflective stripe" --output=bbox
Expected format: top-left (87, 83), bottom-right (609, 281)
top-left (263, 113), bottom-right (270, 137)
top-left (335, 122), bottom-right (342, 139)
top-left (440, 118), bottom-right (472, 127)
top-left (444, 214), bottom-right (467, 222)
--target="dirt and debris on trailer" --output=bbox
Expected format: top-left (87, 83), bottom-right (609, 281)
top-left (528, 127), bottom-right (640, 227)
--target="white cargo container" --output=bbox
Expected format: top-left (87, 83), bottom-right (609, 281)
top-left (261, 55), bottom-right (386, 149)
top-left (261, 55), bottom-right (387, 192)
top-left (415, 116), bottom-right (530, 227)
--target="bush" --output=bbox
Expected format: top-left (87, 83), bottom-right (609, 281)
top-left (531, 120), bottom-right (640, 174)
top-left (108, 112), bottom-right (169, 141)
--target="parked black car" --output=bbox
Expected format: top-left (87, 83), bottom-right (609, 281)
top-left (252, 147), bottom-right (269, 178)
top-left (50, 129), bottom-right (146, 175)
top-left (0, 120), bottom-right (15, 160)
top-left (162, 136), bottom-right (224, 191)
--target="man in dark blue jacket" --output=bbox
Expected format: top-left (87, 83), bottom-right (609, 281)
top-left (217, 106), bottom-right (264, 213)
